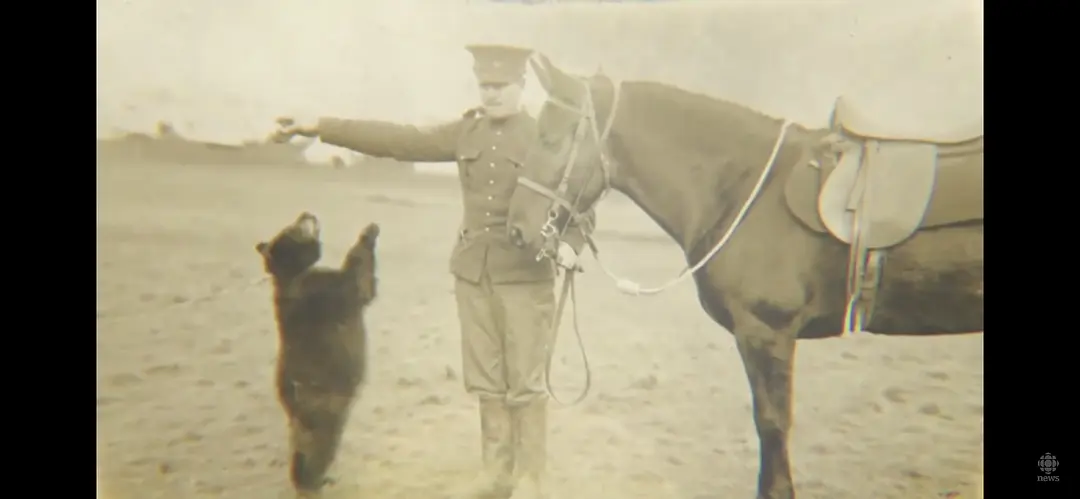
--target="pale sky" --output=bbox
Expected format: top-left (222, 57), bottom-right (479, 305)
top-left (96, 0), bottom-right (982, 162)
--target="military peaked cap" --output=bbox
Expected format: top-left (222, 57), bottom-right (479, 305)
top-left (465, 44), bottom-right (533, 84)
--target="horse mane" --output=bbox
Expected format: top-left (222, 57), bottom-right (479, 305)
top-left (615, 80), bottom-right (810, 157)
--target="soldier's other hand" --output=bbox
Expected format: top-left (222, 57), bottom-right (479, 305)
top-left (555, 241), bottom-right (581, 272)
top-left (270, 116), bottom-right (319, 143)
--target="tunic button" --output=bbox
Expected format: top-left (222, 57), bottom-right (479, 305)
top-left (496, 130), bottom-right (502, 136)
top-left (487, 196), bottom-right (493, 200)
top-left (488, 180), bottom-right (495, 185)
top-left (491, 146), bottom-right (497, 151)
top-left (484, 227), bottom-right (490, 232)
top-left (486, 212), bottom-right (491, 216)
top-left (489, 162), bottom-right (495, 168)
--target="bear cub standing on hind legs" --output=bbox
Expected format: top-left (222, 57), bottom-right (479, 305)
top-left (255, 211), bottom-right (379, 498)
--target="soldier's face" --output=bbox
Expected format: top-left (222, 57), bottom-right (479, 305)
top-left (478, 80), bottom-right (524, 118)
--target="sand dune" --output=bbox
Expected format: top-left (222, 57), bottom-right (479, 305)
top-left (96, 158), bottom-right (983, 499)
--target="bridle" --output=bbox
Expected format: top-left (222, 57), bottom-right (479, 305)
top-left (515, 66), bottom-right (794, 406)
top-left (514, 70), bottom-right (621, 406)
top-left (515, 72), bottom-right (621, 262)
top-left (522, 74), bottom-right (794, 296)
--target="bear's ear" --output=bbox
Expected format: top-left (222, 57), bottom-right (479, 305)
top-left (255, 241), bottom-right (269, 256)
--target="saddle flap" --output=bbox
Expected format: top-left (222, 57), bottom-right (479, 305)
top-left (818, 145), bottom-right (863, 244)
top-left (818, 142), bottom-right (939, 249)
top-left (783, 158), bottom-right (829, 234)
top-left (859, 142), bottom-right (938, 248)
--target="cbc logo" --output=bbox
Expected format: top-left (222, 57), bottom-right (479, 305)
top-left (1039, 453), bottom-right (1058, 475)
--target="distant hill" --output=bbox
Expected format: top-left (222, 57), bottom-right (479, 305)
top-left (96, 121), bottom-right (312, 166)
top-left (95, 121), bottom-right (421, 173)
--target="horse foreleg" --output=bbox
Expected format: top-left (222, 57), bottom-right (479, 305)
top-left (732, 313), bottom-right (797, 499)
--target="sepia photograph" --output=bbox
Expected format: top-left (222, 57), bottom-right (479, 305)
top-left (96, 1), bottom-right (984, 498)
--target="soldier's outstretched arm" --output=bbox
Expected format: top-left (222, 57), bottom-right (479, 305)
top-left (316, 117), bottom-right (465, 163)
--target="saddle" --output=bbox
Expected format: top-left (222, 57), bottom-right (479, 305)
top-left (831, 94), bottom-right (983, 145)
top-left (784, 95), bottom-right (984, 334)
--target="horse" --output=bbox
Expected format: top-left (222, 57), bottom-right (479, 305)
top-left (505, 54), bottom-right (983, 499)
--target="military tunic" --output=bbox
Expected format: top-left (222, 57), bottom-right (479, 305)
top-left (318, 110), bottom-right (593, 404)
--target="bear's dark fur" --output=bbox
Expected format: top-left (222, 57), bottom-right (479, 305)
top-left (255, 211), bottom-right (379, 498)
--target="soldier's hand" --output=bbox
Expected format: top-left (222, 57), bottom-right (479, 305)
top-left (269, 116), bottom-right (319, 143)
top-left (555, 241), bottom-right (581, 272)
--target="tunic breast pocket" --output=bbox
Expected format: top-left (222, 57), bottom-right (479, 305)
top-left (503, 137), bottom-right (531, 172)
top-left (457, 148), bottom-right (482, 185)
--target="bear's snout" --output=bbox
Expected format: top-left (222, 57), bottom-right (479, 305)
top-left (293, 212), bottom-right (320, 239)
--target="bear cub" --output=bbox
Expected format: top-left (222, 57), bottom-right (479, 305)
top-left (255, 211), bottom-right (379, 498)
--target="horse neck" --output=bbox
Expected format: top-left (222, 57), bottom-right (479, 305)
top-left (607, 81), bottom-right (803, 254)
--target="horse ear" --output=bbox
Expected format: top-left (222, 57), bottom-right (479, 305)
top-left (529, 54), bottom-right (554, 93)
top-left (539, 55), bottom-right (581, 95)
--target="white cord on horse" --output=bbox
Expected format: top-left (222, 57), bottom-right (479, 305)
top-left (590, 120), bottom-right (794, 296)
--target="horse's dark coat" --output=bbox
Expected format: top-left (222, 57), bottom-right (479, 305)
top-left (508, 55), bottom-right (983, 499)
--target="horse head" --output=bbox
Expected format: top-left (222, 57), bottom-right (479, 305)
top-left (507, 54), bottom-right (620, 258)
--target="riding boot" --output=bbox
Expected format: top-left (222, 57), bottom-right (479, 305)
top-left (456, 397), bottom-right (515, 499)
top-left (509, 399), bottom-right (550, 499)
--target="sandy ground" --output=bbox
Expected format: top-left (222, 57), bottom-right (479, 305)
top-left (96, 159), bottom-right (983, 499)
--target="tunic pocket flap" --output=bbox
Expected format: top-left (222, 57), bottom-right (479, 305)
top-left (507, 154), bottom-right (526, 169)
top-left (458, 149), bottom-right (482, 162)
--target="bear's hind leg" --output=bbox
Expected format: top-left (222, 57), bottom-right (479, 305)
top-left (287, 395), bottom-right (352, 497)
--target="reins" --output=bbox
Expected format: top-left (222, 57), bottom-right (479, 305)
top-left (588, 119), bottom-right (793, 296)
top-left (521, 70), bottom-right (621, 407)
top-left (544, 267), bottom-right (590, 406)
top-left (522, 67), bottom-right (795, 407)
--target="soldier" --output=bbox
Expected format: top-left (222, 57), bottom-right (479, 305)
top-left (272, 44), bottom-right (593, 499)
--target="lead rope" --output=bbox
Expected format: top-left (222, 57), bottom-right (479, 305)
top-left (589, 119), bottom-right (794, 296)
top-left (544, 269), bottom-right (591, 406)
